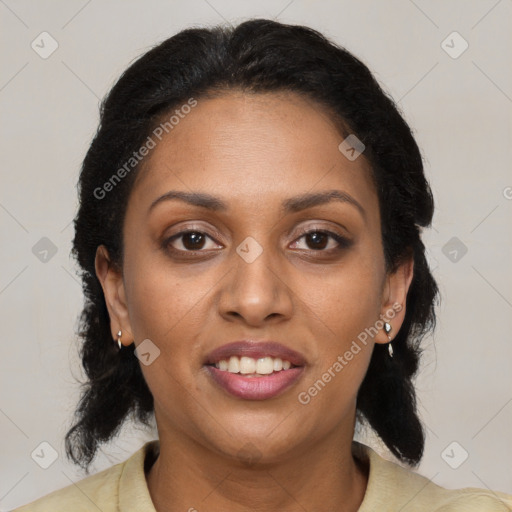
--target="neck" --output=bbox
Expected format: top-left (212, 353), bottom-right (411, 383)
top-left (146, 425), bottom-right (368, 512)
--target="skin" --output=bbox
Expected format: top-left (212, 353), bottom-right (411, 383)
top-left (95, 90), bottom-right (414, 512)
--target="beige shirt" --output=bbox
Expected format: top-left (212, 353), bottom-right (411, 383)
top-left (13, 440), bottom-right (512, 511)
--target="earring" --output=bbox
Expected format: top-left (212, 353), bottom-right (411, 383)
top-left (117, 330), bottom-right (122, 350)
top-left (384, 322), bottom-right (393, 358)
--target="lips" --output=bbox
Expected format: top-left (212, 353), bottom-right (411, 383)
top-left (204, 341), bottom-right (306, 400)
top-left (205, 341), bottom-right (306, 367)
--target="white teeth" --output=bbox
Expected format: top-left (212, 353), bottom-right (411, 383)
top-left (228, 356), bottom-right (240, 373)
top-left (239, 356), bottom-right (257, 374)
top-left (214, 356), bottom-right (294, 375)
top-left (256, 357), bottom-right (274, 375)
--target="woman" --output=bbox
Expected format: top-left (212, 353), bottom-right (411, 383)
top-left (14, 18), bottom-right (512, 512)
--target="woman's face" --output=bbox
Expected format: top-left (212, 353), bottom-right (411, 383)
top-left (97, 90), bottom-right (412, 462)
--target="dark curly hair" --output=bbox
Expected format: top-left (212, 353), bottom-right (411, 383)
top-left (66, 18), bottom-right (439, 473)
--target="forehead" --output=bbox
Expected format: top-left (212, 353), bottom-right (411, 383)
top-left (130, 90), bottom-right (378, 216)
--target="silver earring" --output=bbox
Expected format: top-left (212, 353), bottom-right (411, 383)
top-left (117, 330), bottom-right (122, 350)
top-left (384, 322), bottom-right (393, 358)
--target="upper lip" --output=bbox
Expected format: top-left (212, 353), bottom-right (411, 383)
top-left (205, 341), bottom-right (306, 367)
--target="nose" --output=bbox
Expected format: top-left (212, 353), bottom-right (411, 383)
top-left (217, 240), bottom-right (294, 327)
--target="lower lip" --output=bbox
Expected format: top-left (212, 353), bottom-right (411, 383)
top-left (205, 366), bottom-right (304, 400)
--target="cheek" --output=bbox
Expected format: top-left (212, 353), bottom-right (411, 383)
top-left (298, 254), bottom-right (384, 339)
top-left (123, 246), bottom-right (202, 350)
top-left (293, 251), bottom-right (383, 400)
top-left (123, 246), bottom-right (225, 385)
top-left (123, 259), bottom-right (206, 406)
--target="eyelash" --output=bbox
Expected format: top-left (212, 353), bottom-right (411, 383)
top-left (162, 228), bottom-right (352, 256)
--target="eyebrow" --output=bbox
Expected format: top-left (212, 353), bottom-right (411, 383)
top-left (148, 189), bottom-right (366, 219)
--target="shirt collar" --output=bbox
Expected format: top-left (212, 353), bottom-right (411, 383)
top-left (118, 439), bottom-right (159, 511)
top-left (117, 438), bottom-right (394, 511)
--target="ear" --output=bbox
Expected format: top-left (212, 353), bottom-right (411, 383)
top-left (94, 245), bottom-right (133, 346)
top-left (374, 254), bottom-right (414, 344)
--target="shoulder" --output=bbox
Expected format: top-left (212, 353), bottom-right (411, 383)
top-left (11, 463), bottom-right (124, 512)
top-left (354, 441), bottom-right (512, 511)
top-left (11, 440), bottom-right (158, 512)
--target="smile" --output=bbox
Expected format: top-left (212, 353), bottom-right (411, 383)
top-left (204, 341), bottom-right (306, 400)
top-left (206, 364), bottom-right (304, 400)
top-left (213, 355), bottom-right (294, 375)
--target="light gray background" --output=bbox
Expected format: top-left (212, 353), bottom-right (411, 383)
top-left (1, 0), bottom-right (511, 509)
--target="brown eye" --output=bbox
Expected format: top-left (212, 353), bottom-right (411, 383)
top-left (180, 231), bottom-right (206, 250)
top-left (303, 231), bottom-right (329, 250)
top-left (164, 230), bottom-right (221, 253)
top-left (291, 229), bottom-right (352, 252)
